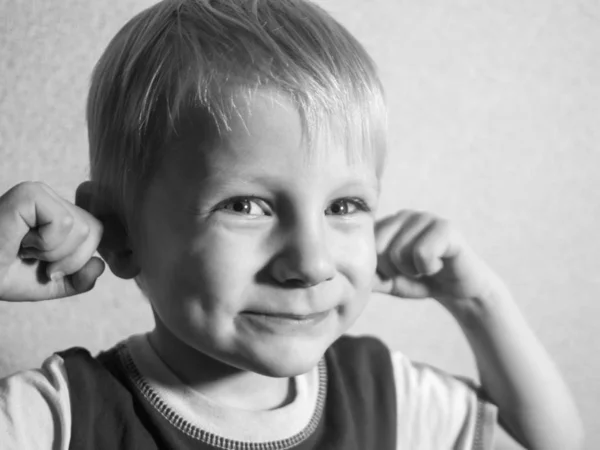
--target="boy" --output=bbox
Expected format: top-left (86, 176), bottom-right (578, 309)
top-left (0, 0), bottom-right (583, 448)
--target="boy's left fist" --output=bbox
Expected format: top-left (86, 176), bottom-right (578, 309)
top-left (373, 210), bottom-right (504, 307)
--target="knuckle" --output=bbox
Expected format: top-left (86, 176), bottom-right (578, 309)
top-left (61, 213), bottom-right (74, 227)
top-left (413, 242), bottom-right (429, 258)
top-left (434, 218), bottom-right (452, 233)
top-left (31, 181), bottom-right (48, 190)
top-left (76, 220), bottom-right (90, 238)
top-left (394, 209), bottom-right (414, 220)
top-left (414, 245), bottom-right (434, 267)
top-left (58, 213), bottom-right (74, 232)
top-left (84, 218), bottom-right (103, 248)
top-left (28, 181), bottom-right (50, 199)
top-left (10, 181), bottom-right (40, 200)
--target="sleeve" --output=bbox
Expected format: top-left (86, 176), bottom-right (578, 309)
top-left (391, 351), bottom-right (497, 450)
top-left (0, 354), bottom-right (71, 450)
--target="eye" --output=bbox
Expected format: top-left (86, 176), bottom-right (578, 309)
top-left (325, 198), bottom-right (370, 216)
top-left (219, 197), bottom-right (270, 216)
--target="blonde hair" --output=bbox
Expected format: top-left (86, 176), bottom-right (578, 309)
top-left (87, 0), bottom-right (387, 229)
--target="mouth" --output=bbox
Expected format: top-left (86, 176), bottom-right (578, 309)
top-left (239, 308), bottom-right (334, 331)
top-left (242, 310), bottom-right (329, 320)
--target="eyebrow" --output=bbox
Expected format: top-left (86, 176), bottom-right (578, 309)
top-left (215, 174), bottom-right (382, 203)
top-left (235, 171), bottom-right (378, 188)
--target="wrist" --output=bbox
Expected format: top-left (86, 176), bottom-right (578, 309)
top-left (438, 279), bottom-right (517, 330)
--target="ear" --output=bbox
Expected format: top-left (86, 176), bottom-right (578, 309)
top-left (75, 181), bottom-right (140, 280)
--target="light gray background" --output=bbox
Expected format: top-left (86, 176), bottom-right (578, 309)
top-left (1, 0), bottom-right (598, 448)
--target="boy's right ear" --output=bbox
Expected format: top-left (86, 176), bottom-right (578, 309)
top-left (75, 181), bottom-right (140, 280)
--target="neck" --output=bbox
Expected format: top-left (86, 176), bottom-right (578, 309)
top-left (147, 323), bottom-right (294, 411)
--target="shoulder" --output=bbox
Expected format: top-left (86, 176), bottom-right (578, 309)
top-left (57, 345), bottom-right (123, 384)
top-left (0, 352), bottom-right (71, 450)
top-left (0, 344), bottom-right (127, 450)
top-left (326, 337), bottom-right (497, 449)
top-left (391, 351), bottom-right (497, 450)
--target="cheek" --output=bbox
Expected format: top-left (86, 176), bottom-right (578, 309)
top-left (137, 209), bottom-right (264, 305)
top-left (172, 226), bottom-right (267, 311)
top-left (335, 225), bottom-right (377, 289)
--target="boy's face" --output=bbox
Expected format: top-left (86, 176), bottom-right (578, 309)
top-left (136, 91), bottom-right (380, 377)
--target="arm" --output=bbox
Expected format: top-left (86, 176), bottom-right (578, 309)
top-left (443, 282), bottom-right (583, 450)
top-left (0, 354), bottom-right (72, 450)
top-left (374, 211), bottom-right (584, 450)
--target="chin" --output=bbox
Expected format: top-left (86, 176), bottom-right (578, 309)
top-left (256, 355), bottom-right (323, 378)
top-left (238, 336), bottom-right (334, 378)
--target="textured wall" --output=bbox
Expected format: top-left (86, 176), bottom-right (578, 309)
top-left (1, 0), bottom-right (598, 447)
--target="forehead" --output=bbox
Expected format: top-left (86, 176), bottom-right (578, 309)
top-left (160, 89), bottom-right (381, 190)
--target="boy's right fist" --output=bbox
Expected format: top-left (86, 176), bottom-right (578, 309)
top-left (0, 182), bottom-right (105, 301)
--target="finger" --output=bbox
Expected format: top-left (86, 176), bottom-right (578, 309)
top-left (20, 201), bottom-right (102, 263)
top-left (412, 219), bottom-right (460, 276)
top-left (69, 257), bottom-right (106, 294)
top-left (16, 184), bottom-right (75, 252)
top-left (373, 271), bottom-right (431, 299)
top-left (19, 215), bottom-right (90, 262)
top-left (374, 210), bottom-right (413, 251)
top-left (0, 182), bottom-right (73, 254)
top-left (53, 256), bottom-right (106, 297)
top-left (375, 210), bottom-right (414, 279)
top-left (387, 212), bottom-right (435, 278)
top-left (37, 182), bottom-right (66, 203)
top-left (45, 215), bottom-right (103, 280)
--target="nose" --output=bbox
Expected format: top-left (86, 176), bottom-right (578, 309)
top-left (271, 219), bottom-right (336, 287)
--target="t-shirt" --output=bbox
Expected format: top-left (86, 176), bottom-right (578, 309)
top-left (0, 333), bottom-right (497, 449)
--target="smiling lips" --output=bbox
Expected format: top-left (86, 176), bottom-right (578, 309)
top-left (239, 307), bottom-right (335, 334)
top-left (242, 310), bottom-right (331, 321)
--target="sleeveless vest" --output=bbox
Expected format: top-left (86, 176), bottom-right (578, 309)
top-left (59, 335), bottom-right (397, 450)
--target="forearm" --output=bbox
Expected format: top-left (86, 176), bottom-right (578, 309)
top-left (442, 284), bottom-right (584, 450)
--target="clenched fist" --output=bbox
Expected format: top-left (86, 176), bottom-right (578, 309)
top-left (0, 182), bottom-right (105, 301)
top-left (374, 210), bottom-right (504, 308)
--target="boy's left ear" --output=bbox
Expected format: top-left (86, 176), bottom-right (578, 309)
top-left (75, 181), bottom-right (140, 280)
